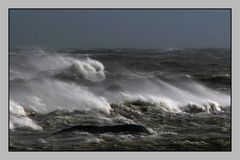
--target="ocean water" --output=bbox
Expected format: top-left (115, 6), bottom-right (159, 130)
top-left (9, 48), bottom-right (231, 151)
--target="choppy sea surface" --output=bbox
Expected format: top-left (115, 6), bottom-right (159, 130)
top-left (9, 48), bottom-right (231, 151)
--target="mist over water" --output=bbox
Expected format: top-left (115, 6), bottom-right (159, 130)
top-left (9, 48), bottom-right (231, 151)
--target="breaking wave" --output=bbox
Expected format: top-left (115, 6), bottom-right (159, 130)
top-left (10, 80), bottom-right (112, 114)
top-left (119, 92), bottom-right (228, 113)
top-left (54, 57), bottom-right (105, 82)
top-left (9, 48), bottom-right (231, 151)
top-left (9, 48), bottom-right (231, 131)
top-left (10, 50), bottom-right (106, 82)
top-left (10, 100), bottom-right (42, 130)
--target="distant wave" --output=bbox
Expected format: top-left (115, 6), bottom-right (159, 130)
top-left (119, 92), bottom-right (227, 113)
top-left (54, 57), bottom-right (105, 82)
top-left (195, 74), bottom-right (231, 84)
top-left (10, 49), bottom-right (106, 82)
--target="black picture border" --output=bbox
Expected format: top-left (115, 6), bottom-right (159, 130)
top-left (8, 8), bottom-right (232, 152)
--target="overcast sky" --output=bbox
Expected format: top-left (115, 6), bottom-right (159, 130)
top-left (9, 9), bottom-right (231, 49)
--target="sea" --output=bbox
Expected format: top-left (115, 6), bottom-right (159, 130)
top-left (9, 48), bottom-right (231, 151)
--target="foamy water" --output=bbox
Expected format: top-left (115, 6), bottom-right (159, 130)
top-left (9, 48), bottom-right (231, 151)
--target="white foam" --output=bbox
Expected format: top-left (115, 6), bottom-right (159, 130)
top-left (116, 78), bottom-right (230, 114)
top-left (11, 80), bottom-right (111, 114)
top-left (120, 92), bottom-right (182, 112)
top-left (10, 48), bottom-right (230, 117)
top-left (10, 49), bottom-right (111, 115)
top-left (10, 116), bottom-right (42, 130)
top-left (69, 57), bottom-right (105, 82)
top-left (10, 100), bottom-right (27, 116)
top-left (40, 56), bottom-right (106, 82)
top-left (10, 100), bottom-right (42, 130)
top-left (10, 49), bottom-right (106, 82)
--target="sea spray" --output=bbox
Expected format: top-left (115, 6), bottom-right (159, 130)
top-left (10, 100), bottom-right (42, 130)
top-left (10, 49), bottom-right (106, 82)
top-left (9, 48), bottom-right (231, 151)
top-left (10, 80), bottom-right (111, 114)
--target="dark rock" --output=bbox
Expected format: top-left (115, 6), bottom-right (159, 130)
top-left (54, 124), bottom-right (151, 135)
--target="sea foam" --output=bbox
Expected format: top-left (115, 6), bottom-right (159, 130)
top-left (10, 100), bottom-right (42, 130)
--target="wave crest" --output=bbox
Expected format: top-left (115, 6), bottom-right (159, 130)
top-left (10, 100), bottom-right (42, 130)
top-left (65, 58), bottom-right (105, 82)
top-left (119, 93), bottom-right (228, 114)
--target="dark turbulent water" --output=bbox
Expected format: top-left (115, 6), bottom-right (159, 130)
top-left (9, 48), bottom-right (231, 151)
